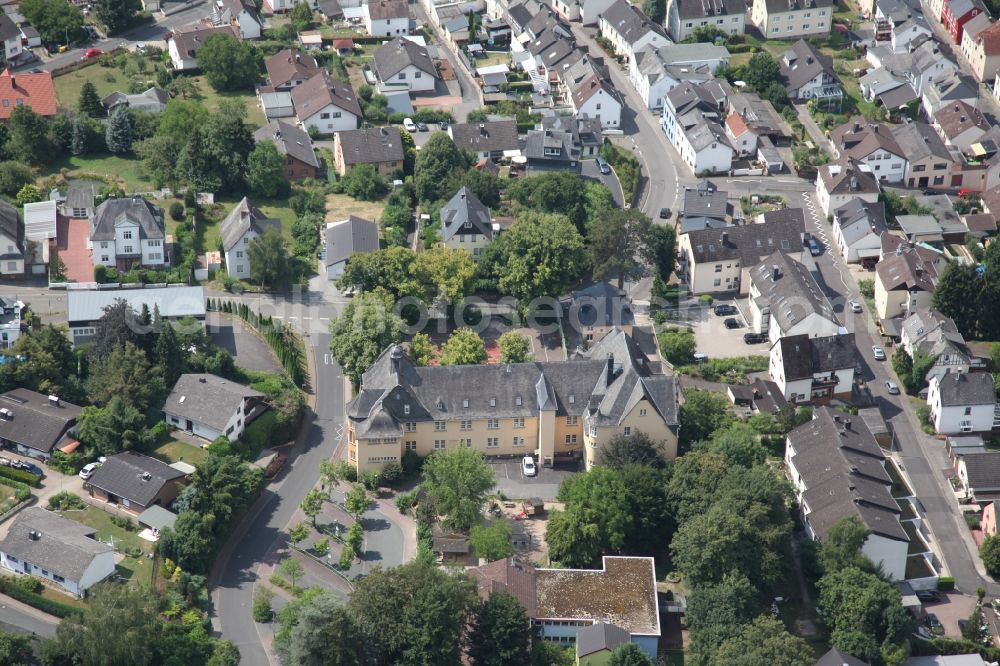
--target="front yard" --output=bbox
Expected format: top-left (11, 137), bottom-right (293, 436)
top-left (57, 505), bottom-right (155, 587)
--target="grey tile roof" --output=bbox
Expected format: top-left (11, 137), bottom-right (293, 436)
top-left (325, 216), bottom-right (379, 267)
top-left (449, 120), bottom-right (520, 155)
top-left (219, 197), bottom-right (281, 252)
top-left (366, 0), bottom-right (408, 19)
top-left (66, 181), bottom-right (97, 211)
top-left (265, 49), bottom-right (320, 89)
top-left (778, 333), bottom-right (856, 381)
top-left (876, 243), bottom-right (937, 292)
top-left (833, 198), bottom-right (888, 238)
top-left (137, 505), bottom-right (177, 531)
top-left (576, 622), bottom-right (630, 658)
top-left (0, 508), bottom-right (111, 583)
top-left (169, 23), bottom-right (238, 60)
top-left (935, 372), bottom-right (996, 407)
top-left (685, 212), bottom-right (805, 265)
top-left (780, 40), bottom-right (839, 94)
top-left (163, 373), bottom-right (265, 432)
top-left (337, 126), bottom-right (404, 167)
top-left (761, 0), bottom-right (835, 12)
top-left (671, 0), bottom-right (741, 19)
top-left (90, 196), bottom-right (164, 242)
top-left (831, 118), bottom-right (904, 162)
top-left (890, 120), bottom-right (953, 163)
top-left (902, 308), bottom-right (965, 350)
top-left (67, 287), bottom-right (206, 324)
top-left (373, 37), bottom-right (437, 80)
top-left (598, 0), bottom-right (666, 43)
top-left (87, 452), bottom-right (186, 508)
top-left (0, 13), bottom-right (18, 43)
top-left (681, 181), bottom-right (730, 219)
top-left (440, 187), bottom-right (492, 242)
top-left (0, 200), bottom-right (22, 258)
top-left (524, 127), bottom-right (578, 164)
top-left (318, 0), bottom-right (343, 18)
top-left (254, 120), bottom-right (319, 169)
top-left (563, 282), bottom-right (634, 328)
top-left (814, 648), bottom-right (871, 666)
top-left (0, 389), bottom-right (81, 454)
top-left (961, 452), bottom-right (1000, 489)
top-left (818, 160), bottom-right (880, 196)
top-left (750, 251), bottom-right (837, 333)
top-left (788, 406), bottom-right (908, 542)
top-left (291, 71), bottom-right (362, 120)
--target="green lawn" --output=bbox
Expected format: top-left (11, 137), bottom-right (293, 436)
top-left (151, 439), bottom-right (209, 467)
top-left (40, 153), bottom-right (153, 192)
top-left (196, 195), bottom-right (298, 255)
top-left (57, 505), bottom-right (155, 587)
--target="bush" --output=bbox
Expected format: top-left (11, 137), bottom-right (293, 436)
top-left (48, 491), bottom-right (86, 511)
top-left (0, 577), bottom-right (82, 618)
top-left (169, 202), bottom-right (185, 221)
top-left (379, 461), bottom-right (403, 486)
top-left (657, 327), bottom-right (696, 366)
top-left (0, 466), bottom-right (41, 488)
top-left (110, 515), bottom-right (138, 532)
top-left (252, 587), bottom-right (274, 622)
top-left (12, 576), bottom-right (42, 594)
top-left (394, 491), bottom-right (417, 515)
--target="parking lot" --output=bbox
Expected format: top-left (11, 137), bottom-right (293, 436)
top-left (922, 591), bottom-right (977, 639)
top-left (489, 460), bottom-right (580, 501)
top-left (687, 297), bottom-right (770, 359)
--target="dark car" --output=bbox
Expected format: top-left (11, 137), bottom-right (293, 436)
top-left (927, 613), bottom-right (944, 635)
top-left (724, 318), bottom-right (741, 329)
top-left (659, 207), bottom-right (671, 219)
top-left (439, 121), bottom-right (449, 131)
top-left (713, 304), bottom-right (737, 316)
top-left (14, 461), bottom-right (43, 477)
top-left (916, 590), bottom-right (941, 603)
top-left (416, 121), bottom-right (428, 132)
top-left (807, 238), bottom-right (822, 256)
top-left (744, 332), bottom-right (766, 344)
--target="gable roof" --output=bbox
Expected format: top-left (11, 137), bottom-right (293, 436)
top-left (102, 87), bottom-right (169, 111)
top-left (671, 0), bottom-right (742, 19)
top-left (961, 452), bottom-right (1000, 489)
top-left (265, 49), bottom-right (320, 88)
top-left (0, 508), bottom-right (111, 582)
top-left (373, 37), bottom-right (437, 79)
top-left (468, 558), bottom-right (538, 615)
top-left (0, 389), bottom-right (81, 454)
top-left (254, 120), bottom-right (319, 169)
top-left (762, 0), bottom-right (835, 11)
top-left (163, 373), bottom-right (265, 432)
top-left (576, 622), bottom-right (631, 657)
top-left (449, 120), bottom-right (520, 154)
top-left (751, 251), bottom-right (837, 332)
top-left (890, 120), bottom-right (953, 163)
top-left (834, 198), bottom-right (889, 238)
top-left (337, 126), bottom-right (405, 166)
top-left (831, 118), bottom-right (904, 161)
top-left (0, 200), bottom-right (22, 258)
top-left (972, 20), bottom-right (1000, 55)
top-left (934, 101), bottom-right (991, 140)
top-left (778, 332), bottom-right (857, 381)
top-left (325, 216), bottom-right (379, 266)
top-left (291, 71), bottom-right (362, 120)
top-left (90, 196), bottom-right (165, 242)
top-left (168, 23), bottom-right (238, 60)
top-left (564, 282), bottom-right (635, 329)
top-left (598, 0), bottom-right (666, 43)
top-left (814, 648), bottom-right (871, 666)
top-left (0, 13), bottom-right (18, 43)
top-left (876, 242), bottom-right (938, 292)
top-left (818, 160), bottom-right (881, 196)
top-left (933, 372), bottom-right (996, 406)
top-left (681, 180), bottom-right (730, 219)
top-left (684, 211), bottom-right (804, 265)
top-left (86, 452), bottom-right (186, 507)
top-left (780, 40), bottom-right (838, 93)
top-left (219, 197), bottom-right (281, 252)
top-left (366, 0), bottom-right (409, 19)
top-left (440, 187), bottom-right (493, 241)
top-left (0, 69), bottom-right (56, 119)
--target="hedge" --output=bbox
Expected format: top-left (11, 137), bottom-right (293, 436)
top-left (0, 477), bottom-right (31, 503)
top-left (0, 576), bottom-right (83, 618)
top-left (937, 576), bottom-right (955, 591)
top-left (0, 466), bottom-right (40, 488)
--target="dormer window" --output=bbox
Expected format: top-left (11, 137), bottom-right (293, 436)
top-left (568, 395), bottom-right (575, 404)
top-left (464, 221), bottom-right (472, 228)
top-left (515, 396), bottom-right (522, 406)
top-left (403, 404), bottom-right (410, 415)
top-left (463, 399), bottom-right (470, 408)
top-left (490, 397), bottom-right (496, 407)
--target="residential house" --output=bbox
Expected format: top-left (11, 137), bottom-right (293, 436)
top-left (561, 57), bottom-right (622, 129)
top-left (86, 452), bottom-right (188, 512)
top-left (922, 71), bottom-right (979, 117)
top-left (551, 0), bottom-right (616, 24)
top-left (908, 41), bottom-right (959, 95)
top-left (253, 120), bottom-right (320, 181)
top-left (751, 0), bottom-right (836, 39)
top-left (963, 212), bottom-right (997, 240)
top-left (816, 649), bottom-right (873, 666)
top-left (770, 332), bottom-right (856, 402)
top-left (901, 308), bottom-right (981, 383)
top-left (263, 0), bottom-right (295, 11)
top-left (346, 327), bottom-right (679, 472)
top-left (469, 556), bottom-right (660, 657)
top-left (220, 197), bottom-right (281, 280)
top-left (779, 40), bottom-right (843, 103)
top-left (372, 37), bottom-right (438, 93)
top-left (18, 26), bottom-right (40, 51)
top-left (891, 120), bottom-right (955, 189)
top-left (101, 87), bottom-right (169, 114)
top-left (0, 389), bottom-right (81, 459)
top-left (167, 24), bottom-right (238, 71)
top-left (666, 0), bottom-right (747, 42)
top-left (523, 115), bottom-right (602, 171)
top-left (325, 216), bottom-right (379, 280)
top-left (597, 0), bottom-right (668, 63)
top-left (892, 16), bottom-right (933, 51)
top-left (816, 160), bottom-right (881, 217)
top-left (0, 14), bottom-right (22, 66)
top-left (676, 210), bottom-right (806, 294)
top-left (562, 281), bottom-right (635, 344)
top-left (677, 180), bottom-right (732, 234)
top-left (0, 201), bottom-right (22, 277)
top-left (291, 72), bottom-right (361, 135)
top-left (961, 18), bottom-right (1000, 80)
top-left (364, 0), bottom-right (410, 36)
top-left (726, 113), bottom-right (758, 158)
top-left (785, 407), bottom-right (909, 580)
top-left (318, 0), bottom-right (344, 19)
top-left (724, 83), bottom-right (789, 142)
top-left (832, 199), bottom-right (889, 264)
top-left (727, 378), bottom-right (789, 414)
top-left (440, 187), bottom-right (493, 258)
top-left (49, 181), bottom-right (96, 219)
top-left (748, 251), bottom-right (841, 343)
top-left (89, 196), bottom-right (167, 270)
top-left (264, 49), bottom-right (320, 91)
top-left (933, 101), bottom-right (991, 151)
top-left (334, 126), bottom-right (405, 177)
top-left (957, 451), bottom-right (1000, 502)
top-left (941, 0), bottom-right (987, 44)
top-left (858, 67), bottom-right (918, 111)
top-left (0, 296), bottom-right (22, 348)
top-left (661, 81), bottom-right (733, 175)
top-left (66, 286), bottom-right (206, 346)
top-left (211, 0), bottom-right (264, 39)
top-left (874, 241), bottom-right (939, 320)
top-left (576, 622), bottom-right (631, 664)
top-left (830, 119), bottom-right (907, 183)
top-left (449, 120), bottom-right (520, 160)
top-left (927, 372), bottom-right (999, 434)
top-left (0, 508), bottom-right (115, 597)
top-left (164, 373), bottom-right (268, 442)
top-left (0, 69), bottom-right (56, 120)
top-left (628, 42), bottom-right (730, 110)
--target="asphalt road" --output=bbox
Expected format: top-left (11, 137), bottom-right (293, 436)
top-left (412, 3), bottom-right (483, 123)
top-left (0, 604), bottom-right (57, 639)
top-left (581, 158), bottom-right (625, 208)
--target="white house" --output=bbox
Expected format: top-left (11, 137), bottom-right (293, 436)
top-left (770, 332), bottom-right (856, 403)
top-left (830, 119), bottom-right (907, 184)
top-left (372, 37), bottom-right (438, 93)
top-left (213, 0), bottom-right (264, 39)
top-left (552, 0), bottom-right (616, 24)
top-left (597, 0), bottom-right (668, 62)
top-left (785, 408), bottom-right (909, 580)
top-left (831, 198), bottom-right (888, 263)
top-left (0, 201), bottom-right (23, 278)
top-left (364, 0), bottom-right (410, 36)
top-left (164, 374), bottom-right (268, 442)
top-left (291, 72), bottom-right (362, 135)
top-left (89, 196), bottom-right (167, 270)
top-left (666, 0), bottom-right (747, 41)
top-left (661, 81), bottom-right (733, 175)
top-left (325, 216), bottom-right (379, 280)
top-left (927, 372), bottom-right (999, 434)
top-left (167, 23), bottom-right (238, 71)
top-left (779, 40), bottom-right (843, 103)
top-left (562, 57), bottom-right (622, 129)
top-left (220, 198), bottom-right (281, 280)
top-left (629, 43), bottom-right (730, 110)
top-left (0, 14), bottom-right (24, 66)
top-left (815, 161), bottom-right (881, 218)
top-left (0, 508), bottom-right (116, 597)
top-left (751, 0), bottom-right (836, 39)
top-left (748, 252), bottom-right (841, 343)
top-left (892, 17), bottom-right (933, 52)
top-left (900, 308), bottom-right (981, 384)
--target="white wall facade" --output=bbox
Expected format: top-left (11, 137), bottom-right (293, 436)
top-left (381, 63), bottom-right (436, 92)
top-left (167, 39), bottom-right (198, 71)
top-left (225, 231), bottom-right (257, 279)
top-left (166, 399), bottom-right (248, 442)
top-left (927, 378), bottom-right (997, 433)
top-left (299, 104), bottom-right (359, 135)
top-left (0, 549), bottom-right (115, 597)
top-left (752, 3), bottom-right (832, 38)
top-left (573, 88), bottom-right (621, 128)
top-left (365, 13), bottom-right (410, 37)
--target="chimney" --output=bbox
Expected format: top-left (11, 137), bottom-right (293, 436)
top-left (850, 176), bottom-right (859, 190)
top-left (721, 231), bottom-right (728, 245)
top-left (29, 531), bottom-right (39, 541)
top-left (844, 419), bottom-right (851, 430)
top-left (199, 376), bottom-right (207, 383)
top-left (772, 264), bottom-right (780, 280)
top-left (479, 123), bottom-right (487, 135)
top-left (391, 345), bottom-right (403, 374)
top-left (853, 121), bottom-right (861, 133)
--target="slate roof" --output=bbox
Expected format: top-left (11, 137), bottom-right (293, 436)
top-left (876, 243), bottom-right (937, 292)
top-left (523, 127), bottom-right (578, 164)
top-left (890, 120), bottom-right (953, 163)
top-left (818, 160), bottom-right (880, 196)
top-left (102, 87), bottom-right (169, 111)
top-left (325, 216), bottom-right (379, 267)
top-left (366, 0), bottom-right (408, 20)
top-left (598, 0), bottom-right (666, 43)
top-left (373, 37), bottom-right (437, 80)
top-left (834, 198), bottom-right (889, 238)
top-left (780, 40), bottom-right (838, 93)
top-left (778, 333), bottom-right (857, 381)
top-left (902, 308), bottom-right (965, 350)
top-left (440, 187), bottom-right (492, 242)
top-left (449, 120), bottom-right (519, 154)
top-left (831, 118), bottom-right (904, 161)
top-left (67, 287), bottom-right (206, 323)
top-left (337, 126), bottom-right (405, 167)
top-left (671, 0), bottom-right (741, 19)
top-left (291, 71), bottom-right (362, 120)
top-left (0, 200), bottom-right (22, 259)
top-left (934, 101), bottom-right (990, 140)
top-left (90, 196), bottom-right (165, 242)
top-left (576, 622), bottom-right (630, 658)
top-left (934, 372), bottom-right (996, 407)
top-left (0, 69), bottom-right (56, 119)
top-left (169, 23), bottom-right (238, 60)
top-left (254, 120), bottom-right (319, 169)
top-left (0, 389), bottom-right (81, 454)
top-left (265, 49), bottom-right (320, 89)
top-left (760, 0), bottom-right (835, 11)
top-left (0, 13), bottom-right (18, 43)
top-left (0, 508), bottom-right (111, 582)
top-left (681, 180), bottom-right (730, 219)
top-left (788, 406), bottom-right (908, 542)
top-left (318, 0), bottom-right (344, 18)
top-left (87, 452), bottom-right (186, 507)
top-left (66, 182), bottom-right (97, 212)
top-left (163, 373), bottom-right (265, 432)
top-left (219, 197), bottom-right (281, 252)
top-left (684, 211), bottom-right (804, 265)
top-left (563, 282), bottom-right (635, 329)
top-left (961, 452), bottom-right (1000, 489)
top-left (814, 648), bottom-right (872, 666)
top-left (750, 251), bottom-right (837, 333)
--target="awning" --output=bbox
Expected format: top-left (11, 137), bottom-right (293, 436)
top-left (503, 149), bottom-right (522, 158)
top-left (58, 439), bottom-right (80, 454)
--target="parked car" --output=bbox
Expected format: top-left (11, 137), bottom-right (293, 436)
top-left (14, 461), bottom-right (43, 477)
top-left (402, 118), bottom-right (416, 131)
top-left (807, 238), bottom-right (822, 256)
top-left (927, 613), bottom-right (943, 635)
top-left (439, 121), bottom-right (449, 131)
top-left (596, 156), bottom-right (611, 175)
top-left (885, 380), bottom-right (900, 395)
top-left (83, 48), bottom-right (102, 59)
top-left (521, 455), bottom-right (536, 477)
top-left (724, 318), bottom-right (742, 329)
top-left (713, 304), bottom-right (737, 316)
top-left (848, 300), bottom-right (862, 313)
top-left (916, 590), bottom-right (941, 603)
top-left (693, 352), bottom-right (708, 362)
top-left (872, 345), bottom-right (886, 360)
top-left (416, 121), bottom-right (428, 132)
top-left (744, 332), bottom-right (766, 344)
top-left (659, 207), bottom-right (671, 219)
top-left (79, 462), bottom-right (101, 480)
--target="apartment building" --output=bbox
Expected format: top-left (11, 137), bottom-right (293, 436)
top-left (751, 0), bottom-right (835, 38)
top-left (666, 0), bottom-right (747, 41)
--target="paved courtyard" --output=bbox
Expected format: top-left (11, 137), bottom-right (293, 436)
top-left (55, 218), bottom-right (93, 283)
top-left (207, 312), bottom-right (281, 373)
top-left (490, 460), bottom-right (580, 501)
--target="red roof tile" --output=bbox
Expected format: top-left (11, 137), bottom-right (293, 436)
top-left (0, 69), bottom-right (56, 119)
top-left (977, 20), bottom-right (1000, 55)
top-left (726, 113), bottom-right (751, 137)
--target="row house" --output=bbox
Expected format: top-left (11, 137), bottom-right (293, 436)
top-left (747, 251), bottom-right (841, 343)
top-left (961, 18), bottom-right (1000, 80)
top-left (660, 81), bottom-right (732, 175)
top-left (873, 239), bottom-right (940, 320)
top-left (892, 17), bottom-right (933, 52)
top-left (933, 100), bottom-right (991, 151)
top-left (815, 160), bottom-right (881, 217)
top-left (597, 0), bottom-right (669, 63)
top-left (890, 119), bottom-right (957, 190)
top-left (901, 308), bottom-right (983, 383)
top-left (551, 0), bottom-right (616, 24)
top-left (941, 0), bottom-right (988, 44)
top-left (922, 71), bottom-right (979, 117)
top-left (831, 198), bottom-right (889, 264)
top-left (561, 57), bottom-right (622, 128)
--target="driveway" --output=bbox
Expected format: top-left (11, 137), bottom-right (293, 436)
top-left (207, 312), bottom-right (280, 373)
top-left (581, 158), bottom-right (624, 208)
top-left (56, 218), bottom-right (93, 284)
top-left (922, 592), bottom-right (977, 639)
top-left (490, 460), bottom-right (580, 501)
top-left (684, 298), bottom-right (767, 359)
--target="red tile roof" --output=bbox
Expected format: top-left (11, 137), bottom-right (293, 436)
top-left (977, 20), bottom-right (1000, 55)
top-left (726, 112), bottom-right (751, 137)
top-left (0, 69), bottom-right (56, 119)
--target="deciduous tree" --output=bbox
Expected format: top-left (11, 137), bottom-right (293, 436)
top-left (498, 331), bottom-right (531, 364)
top-left (981, 534), bottom-right (1000, 577)
top-left (588, 209), bottom-right (652, 288)
top-left (678, 389), bottom-right (732, 448)
top-left (344, 483), bottom-right (370, 520)
top-left (817, 567), bottom-right (911, 663)
top-left (607, 644), bottom-right (655, 666)
top-left (246, 140), bottom-right (289, 197)
top-left (6, 105), bottom-right (52, 165)
top-left (94, 0), bottom-right (141, 33)
top-left (248, 227), bottom-right (290, 290)
top-left (933, 262), bottom-right (982, 338)
top-left (328, 289), bottom-right (406, 384)
top-left (274, 590), bottom-right (368, 666)
top-left (20, 0), bottom-right (84, 44)
top-left (413, 134), bottom-right (469, 204)
top-left (197, 33), bottom-right (261, 92)
top-left (408, 333), bottom-right (435, 366)
top-left (279, 557), bottom-right (305, 589)
top-left (599, 431), bottom-right (666, 469)
top-left (467, 592), bottom-right (532, 666)
top-left (54, 584), bottom-right (159, 666)
top-left (710, 615), bottom-right (812, 666)
top-left (301, 489), bottom-right (326, 526)
top-left (547, 467), bottom-right (632, 567)
top-left (439, 328), bottom-right (487, 366)
top-left (469, 521), bottom-right (513, 561)
top-left (421, 447), bottom-right (495, 532)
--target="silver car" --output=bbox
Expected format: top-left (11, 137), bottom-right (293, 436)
top-left (885, 380), bottom-right (900, 395)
